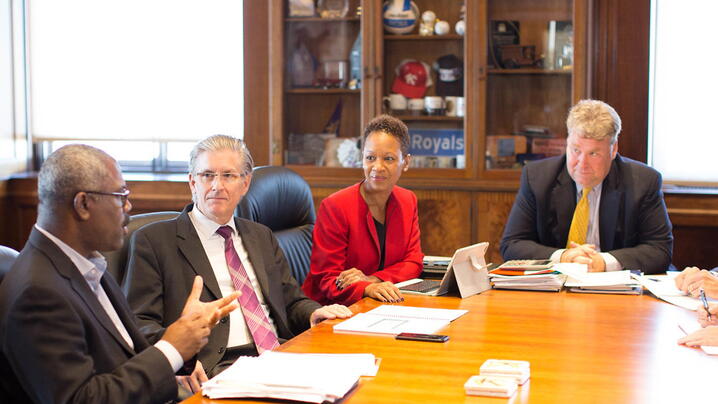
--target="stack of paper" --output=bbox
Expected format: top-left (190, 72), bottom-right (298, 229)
top-left (479, 359), bottom-right (530, 384)
top-left (490, 271), bottom-right (566, 292)
top-left (562, 268), bottom-right (642, 295)
top-left (464, 375), bottom-right (517, 398)
top-left (202, 351), bottom-right (378, 403)
top-left (333, 305), bottom-right (468, 336)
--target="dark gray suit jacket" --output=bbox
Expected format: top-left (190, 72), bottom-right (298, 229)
top-left (124, 204), bottom-right (321, 374)
top-left (0, 228), bottom-right (177, 404)
top-left (500, 154), bottom-right (673, 274)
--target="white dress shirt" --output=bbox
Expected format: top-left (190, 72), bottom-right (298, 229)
top-left (35, 225), bottom-right (183, 372)
top-left (188, 206), bottom-right (277, 348)
top-left (549, 184), bottom-right (622, 271)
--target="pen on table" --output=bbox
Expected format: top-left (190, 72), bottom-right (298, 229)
top-left (699, 288), bottom-right (712, 321)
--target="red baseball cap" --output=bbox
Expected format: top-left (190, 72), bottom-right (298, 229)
top-left (391, 59), bottom-right (433, 99)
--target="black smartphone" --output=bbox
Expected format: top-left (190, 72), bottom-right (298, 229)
top-left (395, 333), bottom-right (449, 342)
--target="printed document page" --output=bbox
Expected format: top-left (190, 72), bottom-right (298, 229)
top-left (333, 305), bottom-right (468, 336)
top-left (640, 273), bottom-right (714, 311)
top-left (333, 312), bottom-right (449, 335)
top-left (368, 304), bottom-right (468, 321)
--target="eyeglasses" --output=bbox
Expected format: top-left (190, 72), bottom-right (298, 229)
top-left (85, 189), bottom-right (131, 206)
top-left (194, 171), bottom-right (245, 184)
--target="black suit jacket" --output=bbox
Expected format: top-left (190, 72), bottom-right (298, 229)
top-left (124, 204), bottom-right (321, 373)
top-left (500, 154), bottom-right (673, 274)
top-left (0, 228), bottom-right (177, 404)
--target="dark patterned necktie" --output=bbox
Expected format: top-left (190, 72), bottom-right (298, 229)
top-left (216, 225), bottom-right (279, 353)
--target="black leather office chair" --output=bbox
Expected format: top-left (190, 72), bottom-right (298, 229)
top-left (236, 166), bottom-right (316, 285)
top-left (101, 211), bottom-right (180, 284)
top-left (0, 245), bottom-right (19, 284)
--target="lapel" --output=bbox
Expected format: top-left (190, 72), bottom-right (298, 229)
top-left (101, 274), bottom-right (147, 352)
top-left (235, 218), bottom-right (271, 301)
top-left (30, 229), bottom-right (136, 356)
top-left (551, 164), bottom-right (577, 246)
top-left (176, 205), bottom-right (223, 300)
top-left (599, 157), bottom-right (623, 252)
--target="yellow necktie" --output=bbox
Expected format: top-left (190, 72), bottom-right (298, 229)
top-left (566, 187), bottom-right (592, 247)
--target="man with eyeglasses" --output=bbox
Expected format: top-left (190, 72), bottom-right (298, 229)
top-left (0, 144), bottom-right (240, 403)
top-left (124, 134), bottom-right (352, 383)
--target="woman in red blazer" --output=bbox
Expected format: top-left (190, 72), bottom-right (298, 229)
top-left (302, 115), bottom-right (424, 305)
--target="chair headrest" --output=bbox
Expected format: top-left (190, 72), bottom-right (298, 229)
top-left (102, 211), bottom-right (180, 283)
top-left (236, 166), bottom-right (315, 231)
top-left (0, 245), bottom-right (20, 284)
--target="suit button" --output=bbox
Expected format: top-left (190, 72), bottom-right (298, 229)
top-left (218, 347), bottom-right (225, 354)
top-left (220, 317), bottom-right (227, 324)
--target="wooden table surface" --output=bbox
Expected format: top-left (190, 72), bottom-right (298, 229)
top-left (182, 290), bottom-right (716, 403)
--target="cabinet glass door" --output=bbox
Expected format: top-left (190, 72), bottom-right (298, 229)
top-left (379, 0), bottom-right (467, 173)
top-left (283, 0), bottom-right (365, 169)
top-left (484, 0), bottom-right (573, 172)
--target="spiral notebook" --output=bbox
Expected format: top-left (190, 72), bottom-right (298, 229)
top-left (333, 305), bottom-right (468, 336)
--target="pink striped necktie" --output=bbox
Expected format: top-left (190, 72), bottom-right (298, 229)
top-left (216, 225), bottom-right (279, 353)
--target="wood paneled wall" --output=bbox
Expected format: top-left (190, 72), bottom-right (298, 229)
top-left (664, 192), bottom-right (718, 270)
top-left (3, 1), bottom-right (717, 271)
top-left (1, 177), bottom-right (192, 251)
top-left (243, 1), bottom-right (271, 166)
top-left (590, 0), bottom-right (650, 162)
top-left (2, 177), bottom-right (718, 271)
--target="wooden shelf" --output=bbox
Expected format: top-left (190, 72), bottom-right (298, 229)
top-left (285, 16), bottom-right (360, 22)
top-left (393, 115), bottom-right (464, 122)
top-left (488, 68), bottom-right (573, 75)
top-left (286, 88), bottom-right (361, 94)
top-left (384, 34), bottom-right (463, 41)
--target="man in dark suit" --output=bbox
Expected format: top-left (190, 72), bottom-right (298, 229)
top-left (501, 100), bottom-right (673, 275)
top-left (0, 144), bottom-right (239, 403)
top-left (124, 135), bottom-right (352, 378)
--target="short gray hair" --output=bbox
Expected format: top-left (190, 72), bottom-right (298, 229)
top-left (38, 144), bottom-right (114, 210)
top-left (188, 135), bottom-right (254, 175)
top-left (566, 99), bottom-right (622, 144)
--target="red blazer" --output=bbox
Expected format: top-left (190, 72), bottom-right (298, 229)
top-left (303, 182), bottom-right (423, 305)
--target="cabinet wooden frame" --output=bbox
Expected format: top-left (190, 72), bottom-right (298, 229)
top-left (268, 0), bottom-right (589, 186)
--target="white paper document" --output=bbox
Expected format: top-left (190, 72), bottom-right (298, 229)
top-left (639, 273), bottom-right (714, 310)
top-left (677, 319), bottom-right (718, 355)
top-left (553, 263), bottom-right (588, 280)
top-left (563, 270), bottom-right (634, 287)
top-left (556, 266), bottom-right (641, 294)
top-left (202, 351), bottom-right (378, 402)
top-left (333, 305), bottom-right (467, 336)
top-left (368, 304), bottom-right (468, 321)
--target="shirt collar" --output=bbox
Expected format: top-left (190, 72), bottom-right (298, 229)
top-left (575, 182), bottom-right (603, 198)
top-left (189, 205), bottom-right (237, 240)
top-left (35, 224), bottom-right (107, 290)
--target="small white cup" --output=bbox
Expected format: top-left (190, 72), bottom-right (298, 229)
top-left (383, 93), bottom-right (407, 113)
top-left (424, 96), bottom-right (444, 115)
top-left (407, 98), bottom-right (425, 116)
